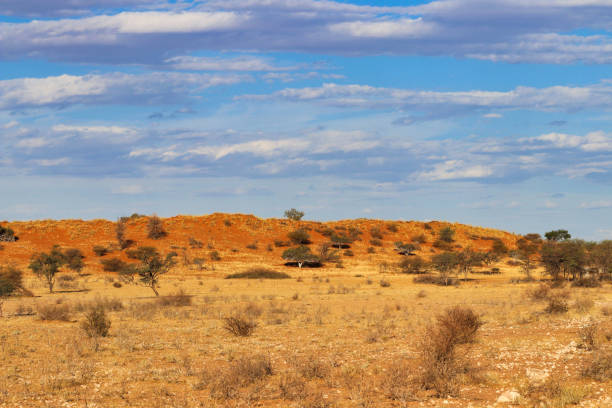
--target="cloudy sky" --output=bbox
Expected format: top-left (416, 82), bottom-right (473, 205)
top-left (1, 0), bottom-right (612, 239)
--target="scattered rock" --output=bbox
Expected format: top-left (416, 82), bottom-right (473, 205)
top-left (526, 368), bottom-right (549, 386)
top-left (496, 390), bottom-right (521, 403)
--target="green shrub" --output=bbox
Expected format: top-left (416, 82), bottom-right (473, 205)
top-left (100, 258), bottom-right (126, 272)
top-left (0, 265), bottom-right (23, 297)
top-left (226, 268), bottom-right (290, 279)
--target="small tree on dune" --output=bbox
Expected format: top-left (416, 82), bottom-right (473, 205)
top-left (120, 246), bottom-right (176, 296)
top-left (284, 208), bottom-right (304, 221)
top-left (282, 246), bottom-right (319, 268)
top-left (29, 245), bottom-right (65, 293)
top-left (147, 215), bottom-right (166, 240)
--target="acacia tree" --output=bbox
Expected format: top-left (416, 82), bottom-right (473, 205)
top-left (589, 240), bottom-right (612, 278)
top-left (431, 252), bottom-right (459, 285)
top-left (282, 246), bottom-right (319, 268)
top-left (456, 248), bottom-right (483, 280)
top-left (545, 229), bottom-right (571, 242)
top-left (515, 234), bottom-right (541, 279)
top-left (29, 246), bottom-right (65, 293)
top-left (284, 208), bottom-right (304, 221)
top-left (121, 246), bottom-right (176, 296)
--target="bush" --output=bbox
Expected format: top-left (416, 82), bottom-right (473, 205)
top-left (582, 349), bottom-right (612, 381)
top-left (412, 234), bottom-right (427, 244)
top-left (288, 229), bottom-right (311, 245)
top-left (246, 242), bottom-right (258, 250)
top-left (546, 294), bottom-right (569, 314)
top-left (370, 238), bottom-right (383, 247)
top-left (343, 249), bottom-right (354, 257)
top-left (399, 256), bottom-right (427, 274)
top-left (274, 239), bottom-right (290, 247)
top-left (413, 274), bottom-right (459, 286)
top-left (0, 225), bottom-right (17, 242)
top-left (81, 307), bottom-right (111, 338)
top-left (113, 281), bottom-right (122, 288)
top-left (92, 245), bottom-right (109, 257)
top-left (156, 289), bottom-right (192, 307)
top-left (574, 296), bottom-right (595, 313)
top-left (284, 208), bottom-right (304, 221)
top-left (100, 258), bottom-right (126, 272)
top-left (370, 227), bottom-right (384, 239)
top-left (572, 277), bottom-right (601, 288)
top-left (439, 226), bottom-right (455, 243)
top-left (379, 279), bottom-right (391, 287)
top-left (188, 237), bottom-right (203, 249)
top-left (225, 267), bottom-right (290, 279)
top-left (37, 303), bottom-right (71, 321)
top-left (528, 283), bottom-right (551, 301)
top-left (367, 246), bottom-right (375, 253)
top-left (0, 264), bottom-right (23, 297)
top-left (387, 223), bottom-right (398, 233)
top-left (147, 215), bottom-right (166, 239)
top-left (209, 250), bottom-right (221, 261)
top-left (223, 315), bottom-right (257, 337)
top-left (419, 306), bottom-right (482, 396)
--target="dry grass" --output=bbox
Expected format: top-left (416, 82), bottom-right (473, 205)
top-left (223, 314), bottom-right (257, 337)
top-left (37, 302), bottom-right (72, 321)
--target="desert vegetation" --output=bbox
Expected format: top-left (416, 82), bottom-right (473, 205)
top-left (0, 214), bottom-right (611, 407)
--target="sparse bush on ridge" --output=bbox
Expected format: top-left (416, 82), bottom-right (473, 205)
top-left (225, 268), bottom-right (290, 279)
top-left (147, 214), bottom-right (166, 239)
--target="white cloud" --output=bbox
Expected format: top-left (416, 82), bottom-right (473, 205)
top-left (112, 184), bottom-right (145, 195)
top-left (330, 17), bottom-right (435, 38)
top-left (31, 157), bottom-right (70, 166)
top-left (241, 81), bottom-right (612, 115)
top-left (0, 72), bottom-right (246, 110)
top-left (580, 200), bottom-right (612, 209)
top-left (417, 160), bottom-right (493, 181)
top-left (166, 56), bottom-right (295, 71)
top-left (483, 113), bottom-right (502, 118)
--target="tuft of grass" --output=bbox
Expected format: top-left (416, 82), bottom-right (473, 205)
top-left (574, 296), bottom-right (595, 313)
top-left (528, 283), bottom-right (551, 301)
top-left (225, 267), bottom-right (290, 280)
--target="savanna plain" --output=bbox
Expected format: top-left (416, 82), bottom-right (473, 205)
top-left (1, 213), bottom-right (611, 407)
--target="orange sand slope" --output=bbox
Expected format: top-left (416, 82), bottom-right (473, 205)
top-left (0, 213), bottom-right (520, 272)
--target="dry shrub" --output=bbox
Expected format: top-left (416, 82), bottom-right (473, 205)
top-left (226, 267), bottom-right (290, 279)
top-left (582, 349), bottom-right (612, 381)
top-left (419, 306), bottom-right (482, 396)
top-left (528, 283), bottom-right (551, 301)
top-left (379, 279), bottom-right (391, 287)
top-left (278, 373), bottom-right (307, 401)
top-left (579, 322), bottom-right (599, 350)
top-left (74, 296), bottom-right (123, 313)
top-left (546, 294), bottom-right (569, 314)
top-left (416, 290), bottom-right (427, 298)
top-left (381, 359), bottom-right (417, 401)
top-left (210, 354), bottom-right (273, 399)
top-left (81, 307), bottom-right (111, 338)
top-left (224, 315), bottom-right (257, 337)
top-left (37, 303), bottom-right (72, 321)
top-left (528, 376), bottom-right (588, 408)
top-left (413, 274), bottom-right (459, 286)
top-left (571, 277), bottom-right (601, 288)
top-left (156, 289), bottom-right (192, 307)
top-left (293, 355), bottom-right (330, 380)
top-left (601, 304), bottom-right (612, 316)
top-left (574, 296), bottom-right (595, 313)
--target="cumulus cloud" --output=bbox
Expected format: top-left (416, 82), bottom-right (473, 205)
top-left (0, 72), bottom-right (246, 110)
top-left (1, 0), bottom-right (612, 64)
top-left (240, 81), bottom-right (612, 117)
top-left (417, 160), bottom-right (493, 181)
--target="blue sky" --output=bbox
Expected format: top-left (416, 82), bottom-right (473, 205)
top-left (1, 0), bottom-right (612, 240)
